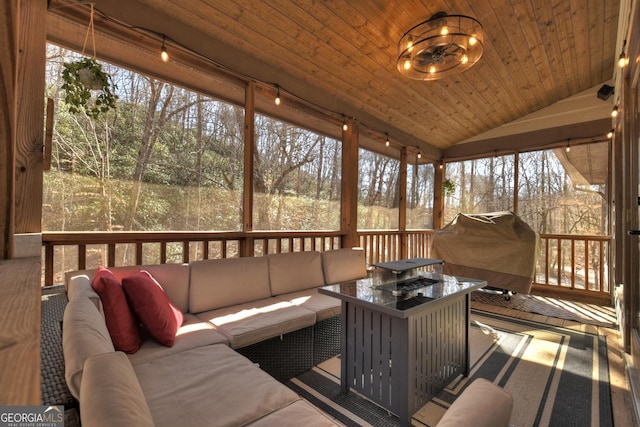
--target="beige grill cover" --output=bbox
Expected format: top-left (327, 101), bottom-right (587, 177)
top-left (431, 212), bottom-right (539, 294)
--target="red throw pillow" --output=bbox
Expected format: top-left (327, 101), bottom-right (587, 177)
top-left (90, 266), bottom-right (141, 353)
top-left (122, 270), bottom-right (184, 347)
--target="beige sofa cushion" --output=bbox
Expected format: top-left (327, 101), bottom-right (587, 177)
top-left (275, 289), bottom-right (340, 321)
top-left (197, 298), bottom-right (316, 348)
top-left (189, 257), bottom-right (271, 313)
top-left (436, 378), bottom-right (513, 427)
top-left (80, 352), bottom-right (154, 427)
top-left (133, 344), bottom-right (300, 427)
top-left (63, 297), bottom-right (115, 399)
top-left (268, 251), bottom-right (325, 295)
top-left (246, 400), bottom-right (339, 426)
top-left (127, 313), bottom-right (229, 365)
top-left (321, 247), bottom-right (367, 285)
top-left (66, 264), bottom-right (191, 313)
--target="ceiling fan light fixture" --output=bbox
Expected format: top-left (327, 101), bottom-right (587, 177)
top-left (397, 12), bottom-right (484, 81)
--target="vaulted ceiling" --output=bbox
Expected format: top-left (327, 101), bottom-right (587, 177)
top-left (47, 0), bottom-right (621, 160)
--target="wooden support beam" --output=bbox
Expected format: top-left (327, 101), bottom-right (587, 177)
top-left (0, 0), bottom-right (17, 259)
top-left (433, 161), bottom-right (445, 229)
top-left (341, 119), bottom-right (359, 248)
top-left (243, 81), bottom-right (255, 256)
top-left (15, 0), bottom-right (46, 234)
top-left (399, 147), bottom-right (407, 258)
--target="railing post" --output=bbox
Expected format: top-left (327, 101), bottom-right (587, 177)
top-left (78, 244), bottom-right (86, 271)
top-left (160, 242), bottom-right (167, 264)
top-left (44, 244), bottom-right (54, 286)
top-left (107, 243), bottom-right (115, 267)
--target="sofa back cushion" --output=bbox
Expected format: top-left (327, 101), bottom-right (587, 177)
top-left (81, 352), bottom-right (154, 427)
top-left (189, 257), bottom-right (271, 313)
top-left (66, 264), bottom-right (191, 313)
top-left (268, 251), bottom-right (325, 296)
top-left (321, 247), bottom-right (367, 284)
top-left (67, 274), bottom-right (102, 311)
top-left (63, 297), bottom-right (115, 399)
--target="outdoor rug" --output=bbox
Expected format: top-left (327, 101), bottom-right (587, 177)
top-left (286, 311), bottom-right (613, 427)
top-left (471, 291), bottom-right (617, 328)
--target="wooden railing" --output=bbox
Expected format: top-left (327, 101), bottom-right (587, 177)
top-left (41, 230), bottom-right (612, 300)
top-left (41, 231), bottom-right (342, 286)
top-left (358, 230), bottom-right (434, 266)
top-left (534, 233), bottom-right (612, 298)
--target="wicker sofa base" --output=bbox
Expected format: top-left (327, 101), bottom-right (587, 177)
top-left (237, 326), bottom-right (314, 382)
top-left (237, 315), bottom-right (342, 382)
top-left (313, 315), bottom-right (341, 366)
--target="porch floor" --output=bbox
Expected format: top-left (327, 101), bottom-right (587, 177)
top-left (471, 291), bottom-right (634, 427)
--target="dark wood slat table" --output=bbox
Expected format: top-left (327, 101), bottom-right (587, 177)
top-left (320, 269), bottom-right (485, 427)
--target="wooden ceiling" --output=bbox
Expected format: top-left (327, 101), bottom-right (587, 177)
top-left (47, 0), bottom-right (621, 159)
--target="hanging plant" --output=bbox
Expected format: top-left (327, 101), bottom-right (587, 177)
top-left (443, 179), bottom-right (456, 196)
top-left (60, 3), bottom-right (117, 118)
top-left (61, 57), bottom-right (117, 118)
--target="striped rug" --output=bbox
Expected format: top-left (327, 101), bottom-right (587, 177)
top-left (286, 311), bottom-right (613, 427)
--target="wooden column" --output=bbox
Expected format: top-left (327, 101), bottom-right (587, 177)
top-left (0, 2), bottom-right (43, 405)
top-left (14, 0), bottom-right (46, 235)
top-left (0, 0), bottom-right (17, 259)
top-left (513, 152), bottom-right (519, 214)
top-left (433, 161), bottom-right (445, 229)
top-left (399, 147), bottom-right (407, 258)
top-left (243, 81), bottom-right (255, 256)
top-left (341, 119), bottom-right (359, 248)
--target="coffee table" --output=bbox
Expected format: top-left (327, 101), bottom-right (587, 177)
top-left (319, 271), bottom-right (486, 426)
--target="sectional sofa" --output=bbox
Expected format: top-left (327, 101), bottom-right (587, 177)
top-left (63, 248), bottom-right (366, 426)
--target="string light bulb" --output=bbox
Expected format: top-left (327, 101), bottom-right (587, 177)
top-left (607, 129), bottom-right (614, 139)
top-left (617, 52), bottom-right (628, 68)
top-left (275, 85), bottom-right (281, 106)
top-left (385, 133), bottom-right (390, 147)
top-left (439, 160), bottom-right (443, 170)
top-left (417, 150), bottom-right (422, 159)
top-left (565, 142), bottom-right (571, 153)
top-left (611, 105), bottom-right (618, 118)
top-left (160, 35), bottom-right (169, 62)
top-left (342, 116), bottom-right (348, 131)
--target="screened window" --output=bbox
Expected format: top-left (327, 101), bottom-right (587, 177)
top-left (252, 114), bottom-right (341, 230)
top-left (44, 44), bottom-right (244, 232)
top-left (407, 162), bottom-right (435, 229)
top-left (358, 149), bottom-right (400, 229)
top-left (518, 143), bottom-right (609, 235)
top-left (444, 155), bottom-right (515, 224)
